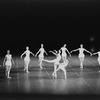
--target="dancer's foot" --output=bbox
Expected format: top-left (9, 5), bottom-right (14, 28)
top-left (26, 71), bottom-right (30, 73)
top-left (80, 66), bottom-right (83, 69)
top-left (65, 76), bottom-right (67, 79)
top-left (40, 67), bottom-right (43, 70)
top-left (7, 76), bottom-right (11, 78)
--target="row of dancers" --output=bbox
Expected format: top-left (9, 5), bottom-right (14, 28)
top-left (2, 44), bottom-right (100, 79)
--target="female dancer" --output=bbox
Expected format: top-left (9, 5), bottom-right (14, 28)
top-left (59, 44), bottom-right (71, 62)
top-left (21, 46), bottom-right (34, 73)
top-left (43, 50), bottom-right (61, 78)
top-left (70, 44), bottom-right (92, 68)
top-left (35, 44), bottom-right (48, 69)
top-left (55, 58), bottom-right (69, 79)
top-left (3, 50), bottom-right (14, 78)
top-left (92, 51), bottom-right (100, 72)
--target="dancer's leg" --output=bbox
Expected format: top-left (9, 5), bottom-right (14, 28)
top-left (7, 66), bottom-right (11, 78)
top-left (39, 57), bottom-right (43, 69)
top-left (97, 58), bottom-right (100, 72)
top-left (52, 64), bottom-right (57, 78)
top-left (79, 57), bottom-right (84, 68)
top-left (25, 61), bottom-right (30, 73)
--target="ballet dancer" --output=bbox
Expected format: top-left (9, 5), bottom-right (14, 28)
top-left (3, 50), bottom-right (14, 78)
top-left (21, 46), bottom-right (34, 73)
top-left (70, 44), bottom-right (92, 68)
top-left (54, 58), bottom-right (69, 79)
top-left (59, 44), bottom-right (71, 62)
top-left (35, 44), bottom-right (48, 69)
top-left (92, 51), bottom-right (100, 72)
top-left (43, 50), bottom-right (61, 78)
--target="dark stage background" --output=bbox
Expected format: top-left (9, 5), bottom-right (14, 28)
top-left (0, 0), bottom-right (100, 55)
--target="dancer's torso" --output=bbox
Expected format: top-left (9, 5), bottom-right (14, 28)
top-left (61, 47), bottom-right (67, 57)
top-left (78, 48), bottom-right (85, 57)
top-left (39, 48), bottom-right (44, 58)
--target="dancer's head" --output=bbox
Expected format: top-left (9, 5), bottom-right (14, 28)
top-left (41, 44), bottom-right (43, 48)
top-left (26, 46), bottom-right (29, 50)
top-left (80, 44), bottom-right (83, 48)
top-left (7, 50), bottom-right (10, 54)
top-left (63, 44), bottom-right (66, 47)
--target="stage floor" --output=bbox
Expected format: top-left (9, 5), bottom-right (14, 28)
top-left (0, 56), bottom-right (100, 99)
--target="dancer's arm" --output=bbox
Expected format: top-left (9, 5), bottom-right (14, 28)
top-left (11, 57), bottom-right (14, 65)
top-left (49, 51), bottom-right (57, 56)
top-left (21, 51), bottom-right (26, 58)
top-left (92, 52), bottom-right (98, 56)
top-left (66, 48), bottom-right (71, 57)
top-left (70, 48), bottom-right (79, 53)
top-left (3, 57), bottom-right (6, 66)
top-left (35, 49), bottom-right (40, 57)
top-left (30, 51), bottom-right (34, 56)
top-left (44, 50), bottom-right (48, 55)
top-left (84, 49), bottom-right (92, 55)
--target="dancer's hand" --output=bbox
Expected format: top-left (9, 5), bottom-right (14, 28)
top-left (90, 53), bottom-right (92, 56)
top-left (70, 51), bottom-right (72, 54)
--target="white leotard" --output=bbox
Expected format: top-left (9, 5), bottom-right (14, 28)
top-left (5, 54), bottom-right (12, 66)
top-left (61, 47), bottom-right (67, 57)
top-left (38, 48), bottom-right (45, 58)
top-left (24, 50), bottom-right (30, 62)
top-left (78, 48), bottom-right (85, 58)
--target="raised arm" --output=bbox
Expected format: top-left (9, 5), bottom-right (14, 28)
top-left (70, 48), bottom-right (79, 53)
top-left (84, 49), bottom-right (92, 55)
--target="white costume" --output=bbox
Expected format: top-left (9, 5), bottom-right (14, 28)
top-left (21, 47), bottom-right (34, 73)
top-left (35, 45), bottom-right (47, 69)
top-left (5, 54), bottom-right (12, 66)
top-left (55, 59), bottom-right (69, 79)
